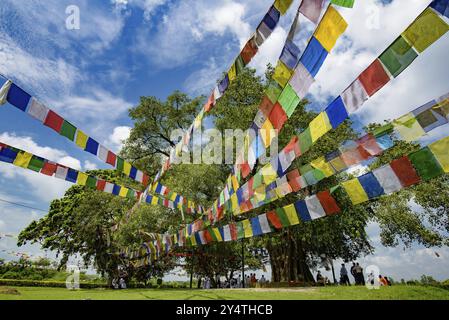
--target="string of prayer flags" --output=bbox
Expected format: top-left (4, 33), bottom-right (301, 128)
top-left (0, 141), bottom-right (141, 201)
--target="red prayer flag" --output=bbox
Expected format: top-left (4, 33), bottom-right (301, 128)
top-left (142, 173), bottom-right (150, 187)
top-left (229, 223), bottom-right (238, 240)
top-left (241, 163), bottom-right (251, 178)
top-left (106, 151), bottom-right (117, 166)
top-left (357, 134), bottom-right (383, 156)
top-left (204, 230), bottom-right (214, 243)
top-left (287, 169), bottom-right (302, 192)
top-left (241, 38), bottom-right (258, 64)
top-left (44, 110), bottom-right (64, 133)
top-left (284, 136), bottom-right (301, 156)
top-left (204, 92), bottom-right (215, 112)
top-left (341, 146), bottom-right (371, 166)
top-left (267, 210), bottom-right (283, 229)
top-left (316, 190), bottom-right (341, 215)
top-left (97, 179), bottom-right (106, 191)
top-left (390, 156), bottom-right (421, 187)
top-left (41, 161), bottom-right (57, 176)
top-left (269, 102), bottom-right (288, 130)
top-left (260, 95), bottom-right (275, 117)
top-left (358, 59), bottom-right (391, 96)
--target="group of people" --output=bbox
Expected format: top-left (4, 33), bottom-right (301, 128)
top-left (207, 273), bottom-right (269, 289)
top-left (111, 277), bottom-right (127, 289)
top-left (339, 262), bottom-right (365, 285)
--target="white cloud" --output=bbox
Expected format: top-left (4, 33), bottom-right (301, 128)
top-left (84, 160), bottom-right (98, 171)
top-left (107, 126), bottom-right (132, 153)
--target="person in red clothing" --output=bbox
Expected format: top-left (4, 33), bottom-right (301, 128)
top-left (379, 275), bottom-right (389, 286)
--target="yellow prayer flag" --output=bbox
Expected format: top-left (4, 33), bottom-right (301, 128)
top-left (230, 193), bottom-right (239, 210)
top-left (151, 196), bottom-right (159, 206)
top-left (429, 136), bottom-right (449, 173)
top-left (119, 187), bottom-right (129, 198)
top-left (213, 228), bottom-right (223, 242)
top-left (402, 8), bottom-right (449, 53)
top-left (254, 185), bottom-right (267, 202)
top-left (311, 156), bottom-right (335, 177)
top-left (170, 193), bottom-right (177, 201)
top-left (314, 6), bottom-right (348, 52)
top-left (261, 164), bottom-right (277, 185)
top-left (190, 235), bottom-right (197, 246)
top-left (75, 130), bottom-right (88, 149)
top-left (329, 156), bottom-right (347, 172)
top-left (274, 0), bottom-right (293, 15)
top-left (273, 61), bottom-right (293, 88)
top-left (243, 219), bottom-right (253, 238)
top-left (260, 119), bottom-right (275, 148)
top-left (393, 113), bottom-right (425, 142)
top-left (123, 162), bottom-right (132, 176)
top-left (231, 175), bottom-right (239, 191)
top-left (228, 63), bottom-right (237, 82)
top-left (309, 112), bottom-right (332, 143)
top-left (283, 204), bottom-right (300, 225)
top-left (341, 179), bottom-right (369, 205)
top-left (13, 152), bottom-right (33, 168)
top-left (76, 172), bottom-right (89, 186)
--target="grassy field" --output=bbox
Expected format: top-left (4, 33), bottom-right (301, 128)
top-left (1, 285), bottom-right (448, 300)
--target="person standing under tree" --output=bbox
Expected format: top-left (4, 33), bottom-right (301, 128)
top-left (355, 263), bottom-right (365, 285)
top-left (351, 262), bottom-right (358, 284)
top-left (340, 264), bottom-right (351, 285)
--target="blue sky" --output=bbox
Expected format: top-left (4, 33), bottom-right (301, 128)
top-left (1, 0), bottom-right (449, 281)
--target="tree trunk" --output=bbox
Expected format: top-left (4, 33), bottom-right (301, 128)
top-left (267, 232), bottom-right (315, 284)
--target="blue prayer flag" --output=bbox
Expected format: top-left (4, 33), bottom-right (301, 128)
top-left (431, 0), bottom-right (449, 18)
top-left (0, 148), bottom-right (18, 163)
top-left (280, 41), bottom-right (301, 70)
top-left (358, 172), bottom-right (385, 199)
top-left (299, 37), bottom-right (328, 77)
top-left (294, 200), bottom-right (311, 222)
top-left (112, 184), bottom-right (121, 196)
top-left (218, 75), bottom-right (229, 94)
top-left (7, 83), bottom-right (31, 111)
top-left (85, 137), bottom-right (99, 155)
top-left (65, 168), bottom-right (78, 183)
top-left (251, 217), bottom-right (263, 236)
top-left (326, 96), bottom-right (349, 129)
top-left (129, 166), bottom-right (137, 180)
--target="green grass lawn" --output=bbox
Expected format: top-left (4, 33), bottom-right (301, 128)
top-left (1, 285), bottom-right (448, 300)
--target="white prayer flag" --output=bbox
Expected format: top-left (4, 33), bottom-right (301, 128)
top-left (258, 214), bottom-right (272, 234)
top-left (372, 165), bottom-right (403, 194)
top-left (341, 79), bottom-right (369, 114)
top-left (305, 195), bottom-right (326, 220)
top-left (289, 62), bottom-right (315, 99)
top-left (27, 98), bottom-right (49, 122)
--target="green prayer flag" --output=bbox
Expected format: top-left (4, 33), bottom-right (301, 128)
top-left (409, 147), bottom-right (444, 181)
top-left (27, 156), bottom-right (45, 172)
top-left (60, 120), bottom-right (77, 141)
top-left (266, 81), bottom-right (283, 104)
top-left (235, 55), bottom-right (245, 74)
top-left (236, 221), bottom-right (245, 240)
top-left (312, 168), bottom-right (326, 182)
top-left (278, 84), bottom-right (300, 118)
top-left (126, 189), bottom-right (135, 199)
top-left (299, 128), bottom-right (312, 153)
top-left (275, 207), bottom-right (291, 227)
top-left (330, 0), bottom-right (355, 8)
top-left (379, 36), bottom-right (418, 78)
top-left (86, 176), bottom-right (97, 189)
top-left (372, 123), bottom-right (394, 137)
top-left (116, 157), bottom-right (124, 172)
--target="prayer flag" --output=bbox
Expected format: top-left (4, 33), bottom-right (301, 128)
top-left (326, 96), bottom-right (348, 129)
top-left (379, 35), bottom-right (418, 78)
top-left (275, 207), bottom-right (291, 227)
top-left (413, 100), bottom-right (448, 133)
top-left (77, 172), bottom-right (89, 186)
top-left (260, 95), bottom-right (275, 118)
top-left (299, 127), bottom-right (313, 153)
top-left (287, 169), bottom-right (304, 192)
top-left (341, 179), bottom-right (369, 205)
top-left (280, 41), bottom-right (301, 70)
top-left (44, 110), bottom-right (64, 133)
top-left (241, 37), bottom-right (259, 65)
top-left (299, 0), bottom-right (324, 24)
top-left (66, 168), bottom-right (78, 183)
top-left (358, 172), bottom-right (385, 199)
top-left (75, 130), bottom-right (88, 149)
top-left (402, 8), bottom-right (449, 53)
top-left (283, 204), bottom-right (300, 225)
top-left (13, 151), bottom-right (32, 168)
top-left (300, 37), bottom-right (328, 77)
top-left (305, 195), bottom-right (327, 220)
top-left (266, 81), bottom-right (283, 104)
top-left (267, 210), bottom-right (283, 229)
top-left (27, 156), bottom-right (45, 172)
top-left (243, 219), bottom-right (253, 238)
top-left (309, 112), bottom-right (332, 143)
top-left (6, 83), bottom-right (31, 111)
top-left (278, 84), bottom-right (300, 117)
top-left (269, 102), bottom-right (288, 129)
top-left (40, 161), bottom-right (57, 176)
top-left (294, 200), bottom-right (311, 222)
top-left (60, 120), bottom-right (77, 141)
top-left (259, 214), bottom-right (272, 234)
top-left (372, 165), bottom-right (403, 195)
top-left (289, 62), bottom-right (315, 99)
top-left (316, 190), bottom-right (341, 215)
top-left (429, 136), bottom-right (449, 173)
top-left (341, 79), bottom-right (369, 114)
top-left (358, 59), bottom-right (391, 97)
top-left (394, 113), bottom-right (426, 142)
top-left (273, 61), bottom-right (293, 88)
top-left (409, 147), bottom-right (444, 181)
top-left (390, 156), bottom-right (421, 187)
top-left (358, 134), bottom-right (383, 156)
top-left (27, 98), bottom-right (49, 122)
top-left (55, 166), bottom-right (68, 180)
top-left (311, 156), bottom-right (334, 177)
top-left (85, 137), bottom-right (99, 156)
top-left (313, 5), bottom-right (348, 52)
top-left (274, 0), bottom-right (293, 15)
